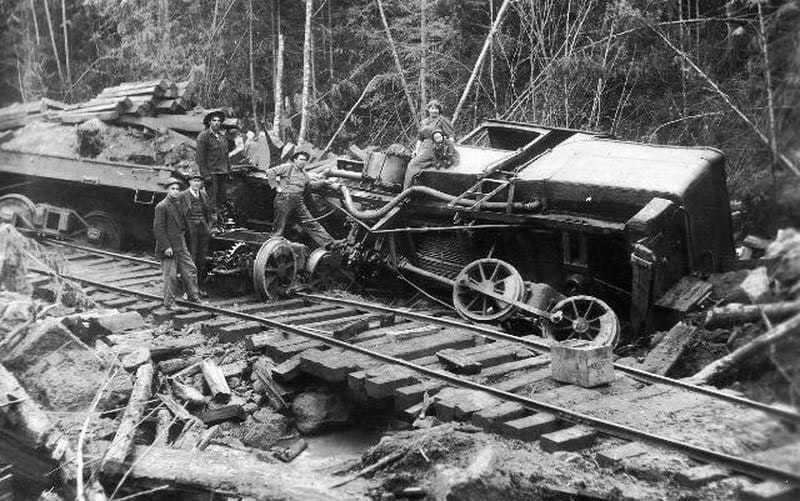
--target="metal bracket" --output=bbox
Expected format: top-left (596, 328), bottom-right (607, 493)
top-left (134, 189), bottom-right (156, 205)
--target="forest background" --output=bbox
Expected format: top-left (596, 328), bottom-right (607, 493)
top-left (0, 0), bottom-right (798, 235)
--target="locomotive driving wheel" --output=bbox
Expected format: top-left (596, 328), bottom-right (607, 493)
top-left (547, 295), bottom-right (620, 347)
top-left (78, 210), bottom-right (123, 249)
top-left (0, 194), bottom-right (36, 228)
top-left (253, 237), bottom-right (298, 299)
top-left (452, 258), bottom-right (526, 322)
top-left (306, 248), bottom-right (343, 291)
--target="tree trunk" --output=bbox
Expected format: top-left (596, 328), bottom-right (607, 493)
top-left (273, 33), bottom-right (284, 136)
top-left (61, 0), bottom-right (69, 83)
top-left (488, 0), bottom-right (497, 112)
top-left (42, 0), bottom-right (64, 84)
top-left (29, 0), bottom-right (40, 46)
top-left (687, 312), bottom-right (800, 385)
top-left (376, 0), bottom-right (418, 125)
top-left (704, 301), bottom-right (800, 329)
top-left (322, 75), bottom-right (378, 155)
top-left (327, 0), bottom-right (334, 81)
top-left (298, 0), bottom-right (314, 144)
top-left (756, 1), bottom-right (778, 179)
top-left (452, 0), bottom-right (513, 126)
top-left (248, 0), bottom-right (259, 131)
top-left (419, 0), bottom-right (427, 107)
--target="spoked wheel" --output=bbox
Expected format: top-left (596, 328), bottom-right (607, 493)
top-left (0, 194), bottom-right (36, 228)
top-left (252, 237), bottom-right (298, 299)
top-left (452, 258), bottom-right (525, 322)
top-left (306, 248), bottom-right (343, 291)
top-left (547, 295), bottom-right (620, 347)
top-left (78, 211), bottom-right (123, 249)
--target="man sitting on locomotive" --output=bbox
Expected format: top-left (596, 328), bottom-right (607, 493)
top-left (403, 99), bottom-right (458, 187)
top-left (266, 149), bottom-right (336, 249)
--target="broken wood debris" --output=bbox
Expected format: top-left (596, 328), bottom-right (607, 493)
top-left (102, 363), bottom-right (154, 469)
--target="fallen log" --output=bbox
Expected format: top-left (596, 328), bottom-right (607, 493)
top-left (200, 359), bottom-right (232, 403)
top-left (686, 312), bottom-right (800, 385)
top-left (102, 363), bottom-right (154, 469)
top-left (704, 301), bottom-right (800, 328)
top-left (98, 442), bottom-right (335, 500)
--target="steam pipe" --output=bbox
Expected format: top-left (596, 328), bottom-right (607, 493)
top-left (333, 182), bottom-right (542, 220)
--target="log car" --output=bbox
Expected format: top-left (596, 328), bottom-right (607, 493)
top-left (329, 119), bottom-right (734, 338)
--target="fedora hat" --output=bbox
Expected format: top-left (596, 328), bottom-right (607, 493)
top-left (291, 149), bottom-right (311, 161)
top-left (159, 177), bottom-right (183, 189)
top-left (203, 109), bottom-right (226, 126)
top-left (187, 169), bottom-right (204, 180)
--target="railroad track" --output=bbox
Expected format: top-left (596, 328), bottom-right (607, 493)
top-left (28, 238), bottom-right (800, 495)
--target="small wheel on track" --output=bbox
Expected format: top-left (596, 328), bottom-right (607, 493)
top-left (452, 258), bottom-right (525, 322)
top-left (79, 211), bottom-right (123, 249)
top-left (306, 248), bottom-right (343, 291)
top-left (547, 295), bottom-right (620, 347)
top-left (253, 237), bottom-right (298, 299)
top-left (0, 194), bottom-right (36, 228)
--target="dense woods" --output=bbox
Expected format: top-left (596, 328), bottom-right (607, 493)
top-left (1, 0), bottom-right (799, 230)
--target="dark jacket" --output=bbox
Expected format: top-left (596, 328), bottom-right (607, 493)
top-left (196, 129), bottom-right (229, 176)
top-left (153, 195), bottom-right (189, 258)
top-left (181, 188), bottom-right (213, 228)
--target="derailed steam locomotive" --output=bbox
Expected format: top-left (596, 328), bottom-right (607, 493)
top-left (230, 119), bottom-right (734, 345)
top-left (0, 118), bottom-right (734, 345)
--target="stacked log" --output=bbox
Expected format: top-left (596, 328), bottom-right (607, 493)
top-left (0, 99), bottom-right (68, 130)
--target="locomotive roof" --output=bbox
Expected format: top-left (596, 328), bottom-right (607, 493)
top-left (516, 136), bottom-right (724, 199)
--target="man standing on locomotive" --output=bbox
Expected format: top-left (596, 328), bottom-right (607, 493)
top-left (153, 177), bottom-right (203, 309)
top-left (183, 170), bottom-right (213, 296)
top-left (266, 149), bottom-right (335, 249)
top-left (196, 110), bottom-right (229, 212)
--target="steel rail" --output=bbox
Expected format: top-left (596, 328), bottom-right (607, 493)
top-left (44, 240), bottom-right (160, 267)
top-left (28, 269), bottom-right (800, 485)
top-left (40, 239), bottom-right (800, 424)
top-left (300, 292), bottom-right (800, 424)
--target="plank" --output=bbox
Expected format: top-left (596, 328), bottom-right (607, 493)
top-left (103, 363), bottom-right (154, 469)
top-left (60, 110), bottom-right (120, 124)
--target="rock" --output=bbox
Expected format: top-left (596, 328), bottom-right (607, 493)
top-left (241, 415), bottom-right (292, 450)
top-left (121, 346), bottom-right (151, 371)
top-left (76, 118), bottom-right (107, 157)
top-left (291, 389), bottom-right (350, 434)
top-left (739, 266), bottom-right (772, 303)
top-left (0, 292), bottom-right (35, 323)
top-left (4, 318), bottom-right (74, 368)
top-left (766, 228), bottom-right (800, 295)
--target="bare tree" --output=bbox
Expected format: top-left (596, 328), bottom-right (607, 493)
top-left (61, 0), bottom-right (69, 83)
top-left (452, 0), bottom-right (513, 126)
top-left (249, 0), bottom-right (258, 131)
top-left (298, 0), bottom-right (313, 143)
top-left (419, 0), bottom-right (427, 107)
top-left (376, 0), bottom-right (418, 125)
top-left (42, 0), bottom-right (64, 84)
top-left (756, 1), bottom-right (778, 178)
top-left (29, 0), bottom-right (40, 46)
top-left (273, 33), bottom-right (284, 137)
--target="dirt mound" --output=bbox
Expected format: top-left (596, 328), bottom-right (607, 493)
top-left (2, 120), bottom-right (196, 167)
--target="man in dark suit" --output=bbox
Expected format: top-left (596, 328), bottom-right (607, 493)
top-left (182, 170), bottom-right (213, 295)
top-left (196, 110), bottom-right (229, 210)
top-left (153, 177), bottom-right (201, 309)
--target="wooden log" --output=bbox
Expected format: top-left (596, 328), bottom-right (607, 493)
top-left (150, 336), bottom-right (204, 359)
top-left (196, 404), bottom-right (245, 425)
top-left (60, 110), bottom-right (119, 124)
top-left (99, 442), bottom-right (334, 499)
top-left (100, 79), bottom-right (167, 92)
top-left (116, 114), bottom-right (205, 133)
top-left (152, 409), bottom-right (172, 447)
top-left (704, 301), bottom-right (800, 328)
top-left (103, 363), bottom-right (154, 469)
top-left (640, 322), bottom-right (697, 376)
top-left (687, 312), bottom-right (800, 385)
top-left (200, 359), bottom-right (232, 403)
top-left (68, 97), bottom-right (132, 111)
top-left (251, 358), bottom-right (288, 411)
top-left (0, 364), bottom-right (53, 446)
top-left (274, 438), bottom-right (308, 463)
top-left (158, 394), bottom-right (195, 422)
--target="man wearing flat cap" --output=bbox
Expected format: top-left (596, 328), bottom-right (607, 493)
top-left (266, 149), bottom-right (335, 249)
top-left (182, 170), bottom-right (213, 295)
top-left (196, 109), bottom-right (229, 212)
top-left (153, 177), bottom-right (202, 309)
